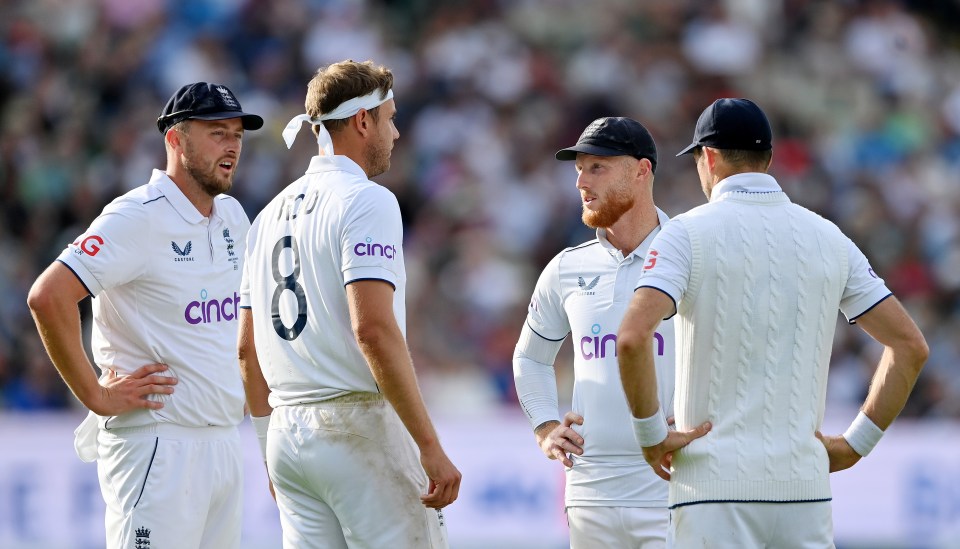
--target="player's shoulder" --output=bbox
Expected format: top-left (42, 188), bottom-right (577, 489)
top-left (342, 181), bottom-right (400, 219)
top-left (788, 202), bottom-right (841, 229)
top-left (215, 193), bottom-right (243, 209)
top-left (564, 238), bottom-right (601, 255)
top-left (214, 194), bottom-right (251, 226)
top-left (549, 238), bottom-right (602, 269)
top-left (673, 201), bottom-right (715, 222)
top-left (351, 179), bottom-right (398, 204)
top-left (99, 184), bottom-right (160, 220)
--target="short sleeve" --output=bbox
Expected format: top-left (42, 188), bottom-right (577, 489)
top-left (840, 238), bottom-right (892, 323)
top-left (56, 200), bottom-right (150, 296)
top-left (341, 186), bottom-right (403, 287)
top-left (524, 254), bottom-right (569, 341)
top-left (635, 220), bottom-right (692, 309)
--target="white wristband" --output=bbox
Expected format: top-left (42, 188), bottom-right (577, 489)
top-left (632, 408), bottom-right (669, 448)
top-left (251, 415), bottom-right (271, 461)
top-left (842, 411), bottom-right (884, 457)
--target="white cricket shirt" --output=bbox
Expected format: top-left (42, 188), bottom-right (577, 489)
top-left (522, 208), bottom-right (675, 507)
top-left (58, 169), bottom-right (249, 429)
top-left (239, 156), bottom-right (406, 406)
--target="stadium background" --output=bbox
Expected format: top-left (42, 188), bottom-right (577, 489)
top-left (0, 0), bottom-right (958, 547)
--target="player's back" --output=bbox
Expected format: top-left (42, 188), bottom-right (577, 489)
top-left (241, 156), bottom-right (407, 405)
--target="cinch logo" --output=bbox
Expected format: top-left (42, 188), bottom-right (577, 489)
top-left (580, 323), bottom-right (665, 360)
top-left (184, 290), bottom-right (239, 325)
top-left (73, 235), bottom-right (104, 256)
top-left (354, 237), bottom-right (396, 259)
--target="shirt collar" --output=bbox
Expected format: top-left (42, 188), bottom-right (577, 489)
top-left (150, 169), bottom-right (212, 224)
top-left (710, 172), bottom-right (782, 203)
top-left (305, 155), bottom-right (369, 179)
top-left (597, 207), bottom-right (671, 260)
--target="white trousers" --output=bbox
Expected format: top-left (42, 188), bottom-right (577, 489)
top-left (670, 501), bottom-right (834, 548)
top-left (97, 423), bottom-right (242, 549)
top-left (567, 505), bottom-right (669, 549)
top-left (268, 394), bottom-right (448, 549)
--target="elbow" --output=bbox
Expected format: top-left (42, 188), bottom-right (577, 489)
top-left (353, 320), bottom-right (391, 352)
top-left (616, 327), bottom-right (649, 359)
top-left (237, 340), bottom-right (254, 366)
top-left (26, 281), bottom-right (50, 317)
top-left (907, 333), bottom-right (929, 374)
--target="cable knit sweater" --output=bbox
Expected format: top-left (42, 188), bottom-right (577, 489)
top-left (669, 190), bottom-right (849, 507)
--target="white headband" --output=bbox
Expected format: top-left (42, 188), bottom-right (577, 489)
top-left (282, 88), bottom-right (394, 155)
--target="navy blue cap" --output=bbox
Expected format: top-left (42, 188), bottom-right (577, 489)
top-left (677, 98), bottom-right (772, 156)
top-left (157, 82), bottom-right (264, 134)
top-left (556, 117), bottom-right (658, 173)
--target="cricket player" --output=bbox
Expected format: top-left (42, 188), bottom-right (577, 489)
top-left (618, 98), bottom-right (927, 547)
top-left (513, 117), bottom-right (705, 548)
top-left (27, 82), bottom-right (263, 548)
top-left (238, 59), bottom-right (460, 549)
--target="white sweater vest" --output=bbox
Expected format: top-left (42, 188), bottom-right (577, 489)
top-left (670, 190), bottom-right (849, 506)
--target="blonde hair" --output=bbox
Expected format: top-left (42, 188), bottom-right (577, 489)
top-left (305, 60), bottom-right (394, 135)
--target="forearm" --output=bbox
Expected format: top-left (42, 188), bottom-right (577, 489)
top-left (240, 365), bottom-right (272, 417)
top-left (852, 297), bottom-right (928, 432)
top-left (617, 288), bottom-right (673, 419)
top-left (861, 345), bottom-right (926, 430)
top-left (513, 353), bottom-right (560, 431)
top-left (29, 298), bottom-right (102, 408)
top-left (357, 325), bottom-right (440, 450)
top-left (618, 338), bottom-right (660, 418)
top-left (237, 309), bottom-right (272, 417)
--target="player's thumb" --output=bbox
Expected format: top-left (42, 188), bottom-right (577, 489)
top-left (685, 421), bottom-right (712, 442)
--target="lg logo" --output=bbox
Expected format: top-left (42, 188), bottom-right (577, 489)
top-left (73, 235), bottom-right (104, 256)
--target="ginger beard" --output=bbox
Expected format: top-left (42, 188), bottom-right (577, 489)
top-left (581, 174), bottom-right (635, 229)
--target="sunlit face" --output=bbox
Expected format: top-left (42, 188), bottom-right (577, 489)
top-left (364, 98), bottom-right (399, 178)
top-left (574, 153), bottom-right (637, 229)
top-left (177, 118), bottom-right (244, 197)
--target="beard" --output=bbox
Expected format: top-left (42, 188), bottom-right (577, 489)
top-left (182, 143), bottom-right (233, 197)
top-left (364, 137), bottom-right (392, 178)
top-left (581, 178), bottom-right (635, 228)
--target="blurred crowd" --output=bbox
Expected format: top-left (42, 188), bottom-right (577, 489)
top-left (1, 0), bottom-right (958, 419)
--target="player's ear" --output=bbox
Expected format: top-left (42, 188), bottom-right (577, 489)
top-left (702, 147), bottom-right (721, 171)
top-left (353, 109), bottom-right (370, 137)
top-left (638, 157), bottom-right (652, 178)
top-left (165, 127), bottom-right (182, 150)
top-left (630, 157), bottom-right (651, 181)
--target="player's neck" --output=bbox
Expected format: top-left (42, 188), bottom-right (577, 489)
top-left (327, 136), bottom-right (374, 177)
top-left (604, 201), bottom-right (659, 257)
top-left (165, 167), bottom-right (215, 217)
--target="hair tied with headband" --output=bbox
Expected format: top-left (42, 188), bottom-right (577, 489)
top-left (282, 89), bottom-right (394, 155)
